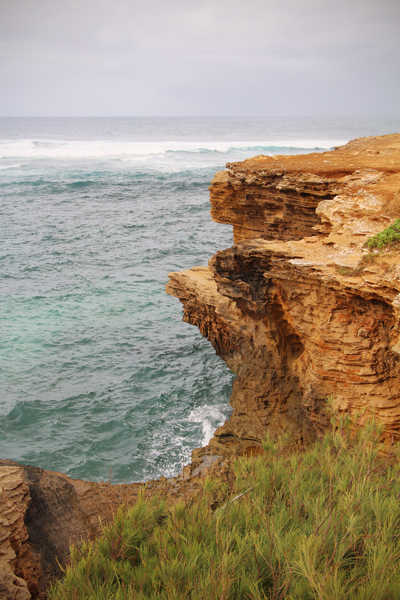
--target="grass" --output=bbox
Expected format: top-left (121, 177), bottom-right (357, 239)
top-left (337, 220), bottom-right (400, 277)
top-left (365, 219), bottom-right (400, 250)
top-left (50, 413), bottom-right (400, 600)
top-left (337, 266), bottom-right (361, 277)
top-left (336, 253), bottom-right (378, 277)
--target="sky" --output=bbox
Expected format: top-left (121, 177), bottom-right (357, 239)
top-left (0, 0), bottom-right (399, 117)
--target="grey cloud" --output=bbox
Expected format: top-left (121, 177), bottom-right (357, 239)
top-left (0, 0), bottom-right (399, 115)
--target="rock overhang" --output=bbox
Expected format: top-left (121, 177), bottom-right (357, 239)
top-left (167, 133), bottom-right (400, 453)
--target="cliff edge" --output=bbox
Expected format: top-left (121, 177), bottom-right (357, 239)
top-left (2, 134), bottom-right (400, 598)
top-left (166, 133), bottom-right (400, 456)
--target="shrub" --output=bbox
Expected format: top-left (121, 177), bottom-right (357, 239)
top-left (366, 219), bottom-right (400, 250)
top-left (50, 415), bottom-right (400, 600)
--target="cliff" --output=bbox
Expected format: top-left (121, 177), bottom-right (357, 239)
top-left (166, 133), bottom-right (400, 456)
top-left (2, 133), bottom-right (400, 598)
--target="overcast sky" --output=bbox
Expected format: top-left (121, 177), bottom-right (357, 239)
top-left (0, 0), bottom-right (399, 116)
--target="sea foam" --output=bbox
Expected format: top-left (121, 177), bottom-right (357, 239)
top-left (0, 139), bottom-right (345, 161)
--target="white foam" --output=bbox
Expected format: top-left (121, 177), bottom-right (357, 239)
top-left (188, 404), bottom-right (228, 446)
top-left (0, 138), bottom-right (348, 160)
top-left (0, 163), bottom-right (23, 170)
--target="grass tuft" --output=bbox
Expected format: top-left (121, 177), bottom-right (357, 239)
top-left (49, 413), bottom-right (400, 600)
top-left (336, 252), bottom-right (380, 277)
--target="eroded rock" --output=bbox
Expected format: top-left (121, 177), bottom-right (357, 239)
top-left (167, 133), bottom-right (400, 453)
top-left (0, 466), bottom-right (31, 600)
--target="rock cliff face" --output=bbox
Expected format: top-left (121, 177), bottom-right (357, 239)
top-left (0, 466), bottom-right (31, 600)
top-left (166, 133), bottom-right (400, 455)
top-left (0, 460), bottom-right (142, 598)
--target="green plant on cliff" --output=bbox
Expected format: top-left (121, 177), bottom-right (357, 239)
top-left (50, 414), bottom-right (400, 600)
top-left (366, 218), bottom-right (400, 250)
top-left (336, 252), bottom-right (378, 277)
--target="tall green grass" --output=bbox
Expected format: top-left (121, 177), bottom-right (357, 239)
top-left (50, 415), bottom-right (400, 600)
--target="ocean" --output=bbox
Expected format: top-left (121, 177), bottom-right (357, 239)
top-left (1, 116), bottom-right (399, 483)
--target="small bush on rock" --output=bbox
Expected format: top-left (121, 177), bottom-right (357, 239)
top-left (366, 219), bottom-right (400, 250)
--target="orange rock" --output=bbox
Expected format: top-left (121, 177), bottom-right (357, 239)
top-left (166, 134), bottom-right (400, 452)
top-left (0, 466), bottom-right (31, 600)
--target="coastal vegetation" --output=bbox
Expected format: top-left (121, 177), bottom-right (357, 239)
top-left (365, 219), bottom-right (400, 250)
top-left (50, 411), bottom-right (400, 600)
top-left (336, 252), bottom-right (378, 277)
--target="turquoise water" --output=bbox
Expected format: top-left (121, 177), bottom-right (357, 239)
top-left (1, 117), bottom-right (399, 483)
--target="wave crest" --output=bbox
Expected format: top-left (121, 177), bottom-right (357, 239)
top-left (0, 139), bottom-right (346, 160)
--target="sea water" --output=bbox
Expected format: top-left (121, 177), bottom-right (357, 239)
top-left (1, 116), bottom-right (399, 483)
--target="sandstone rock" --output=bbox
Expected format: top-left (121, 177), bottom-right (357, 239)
top-left (209, 134), bottom-right (400, 244)
top-left (0, 461), bottom-right (146, 597)
top-left (0, 466), bottom-right (31, 600)
top-left (167, 133), bottom-right (400, 452)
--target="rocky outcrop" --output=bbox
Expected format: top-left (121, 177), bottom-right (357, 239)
top-left (167, 133), bottom-right (400, 455)
top-left (210, 136), bottom-right (400, 243)
top-left (0, 466), bottom-right (31, 600)
top-left (0, 461), bottom-right (145, 598)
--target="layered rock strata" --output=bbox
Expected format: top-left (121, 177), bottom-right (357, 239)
top-left (167, 133), bottom-right (400, 455)
top-left (0, 460), bottom-right (143, 598)
top-left (0, 466), bottom-right (31, 600)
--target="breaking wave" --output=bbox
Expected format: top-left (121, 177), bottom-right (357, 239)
top-left (0, 138), bottom-right (344, 161)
